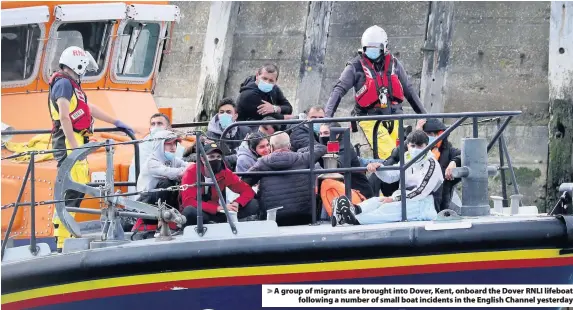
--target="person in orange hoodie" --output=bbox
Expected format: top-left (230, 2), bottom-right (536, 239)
top-left (180, 142), bottom-right (259, 225)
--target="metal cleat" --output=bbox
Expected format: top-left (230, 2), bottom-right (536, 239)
top-left (266, 206), bottom-right (283, 222)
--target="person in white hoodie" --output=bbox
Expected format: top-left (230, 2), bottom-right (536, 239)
top-left (332, 130), bottom-right (443, 226)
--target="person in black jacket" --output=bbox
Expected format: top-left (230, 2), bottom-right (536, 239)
top-left (236, 63), bottom-right (293, 122)
top-left (244, 132), bottom-right (327, 226)
top-left (318, 122), bottom-right (374, 199)
top-left (416, 118), bottom-right (462, 212)
top-left (288, 106), bottom-right (325, 151)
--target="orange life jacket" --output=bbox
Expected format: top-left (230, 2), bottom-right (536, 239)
top-left (320, 179), bottom-right (367, 217)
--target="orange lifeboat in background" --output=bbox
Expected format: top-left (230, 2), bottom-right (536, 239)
top-left (1, 0), bottom-right (183, 247)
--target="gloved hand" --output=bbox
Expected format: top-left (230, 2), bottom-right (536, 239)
top-left (114, 120), bottom-right (135, 136)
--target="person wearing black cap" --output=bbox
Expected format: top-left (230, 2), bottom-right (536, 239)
top-left (416, 118), bottom-right (462, 211)
top-left (180, 142), bottom-right (260, 225)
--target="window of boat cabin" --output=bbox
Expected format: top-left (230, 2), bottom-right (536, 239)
top-left (1, 24), bottom-right (42, 85)
top-left (46, 21), bottom-right (113, 82)
top-left (115, 22), bottom-right (161, 80)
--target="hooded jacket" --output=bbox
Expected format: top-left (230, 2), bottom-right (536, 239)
top-left (235, 141), bottom-right (259, 173)
top-left (236, 75), bottom-right (293, 121)
top-left (244, 144), bottom-right (327, 224)
top-left (288, 123), bottom-right (319, 152)
top-left (375, 151), bottom-right (444, 202)
top-left (206, 114), bottom-right (251, 153)
top-left (136, 129), bottom-right (189, 195)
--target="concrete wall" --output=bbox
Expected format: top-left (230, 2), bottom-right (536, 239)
top-left (156, 1), bottom-right (559, 209)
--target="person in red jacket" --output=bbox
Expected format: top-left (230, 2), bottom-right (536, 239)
top-left (180, 142), bottom-right (260, 225)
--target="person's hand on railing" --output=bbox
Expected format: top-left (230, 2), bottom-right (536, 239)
top-left (114, 120), bottom-right (136, 136)
top-left (366, 162), bottom-right (382, 173)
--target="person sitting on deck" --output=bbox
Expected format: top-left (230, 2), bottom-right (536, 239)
top-left (235, 132), bottom-right (271, 173)
top-left (129, 129), bottom-right (190, 235)
top-left (318, 122), bottom-right (374, 199)
top-left (128, 113), bottom-right (186, 196)
top-left (243, 132), bottom-right (327, 226)
top-left (180, 142), bottom-right (260, 225)
top-left (288, 106), bottom-right (325, 152)
top-left (332, 130), bottom-right (443, 226)
top-left (415, 118), bottom-right (462, 212)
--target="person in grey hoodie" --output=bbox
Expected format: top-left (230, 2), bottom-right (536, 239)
top-left (135, 129), bottom-right (190, 205)
top-left (244, 132), bottom-right (327, 226)
top-left (235, 132), bottom-right (270, 173)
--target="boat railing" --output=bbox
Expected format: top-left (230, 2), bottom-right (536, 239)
top-left (222, 110), bottom-right (523, 223)
top-left (0, 121), bottom-right (210, 185)
top-left (1, 111), bottom-right (522, 260)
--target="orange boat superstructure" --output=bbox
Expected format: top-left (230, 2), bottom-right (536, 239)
top-left (1, 1), bottom-right (182, 243)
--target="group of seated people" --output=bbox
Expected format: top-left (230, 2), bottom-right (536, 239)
top-left (123, 63), bottom-right (463, 236)
top-left (125, 98), bottom-right (463, 236)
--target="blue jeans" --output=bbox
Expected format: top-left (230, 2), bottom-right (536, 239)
top-left (355, 196), bottom-right (437, 225)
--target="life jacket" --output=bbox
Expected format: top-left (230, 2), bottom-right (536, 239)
top-left (349, 53), bottom-right (405, 113)
top-left (320, 179), bottom-right (366, 217)
top-left (48, 72), bottom-right (94, 136)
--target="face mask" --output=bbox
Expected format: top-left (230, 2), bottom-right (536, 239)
top-left (312, 123), bottom-right (321, 134)
top-left (209, 159), bottom-right (223, 173)
top-left (319, 136), bottom-right (329, 145)
top-left (218, 113), bottom-right (233, 130)
top-left (258, 80), bottom-right (274, 93)
top-left (150, 126), bottom-right (163, 136)
top-left (428, 136), bottom-right (437, 145)
top-left (164, 151), bottom-right (175, 162)
top-left (365, 47), bottom-right (381, 60)
top-left (408, 148), bottom-right (424, 161)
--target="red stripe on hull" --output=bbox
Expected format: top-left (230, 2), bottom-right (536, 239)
top-left (6, 256), bottom-right (573, 310)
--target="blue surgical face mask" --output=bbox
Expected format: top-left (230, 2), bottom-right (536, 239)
top-left (164, 151), bottom-right (175, 162)
top-left (218, 113), bottom-right (233, 129)
top-left (365, 47), bottom-right (381, 60)
top-left (428, 136), bottom-right (437, 145)
top-left (258, 80), bottom-right (274, 93)
top-left (313, 123), bottom-right (321, 134)
top-left (409, 148), bottom-right (423, 160)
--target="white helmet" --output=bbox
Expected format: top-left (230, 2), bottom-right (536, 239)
top-left (361, 25), bottom-right (389, 54)
top-left (59, 46), bottom-right (98, 76)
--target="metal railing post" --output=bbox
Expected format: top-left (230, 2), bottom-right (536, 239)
top-left (194, 132), bottom-right (205, 236)
top-left (309, 121), bottom-right (316, 225)
top-left (29, 152), bottom-right (38, 255)
top-left (496, 118), bottom-right (509, 208)
top-left (197, 140), bottom-right (237, 234)
top-left (487, 116), bottom-right (513, 152)
top-left (398, 119), bottom-right (407, 221)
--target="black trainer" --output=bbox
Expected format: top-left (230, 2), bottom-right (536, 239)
top-left (334, 195), bottom-right (359, 226)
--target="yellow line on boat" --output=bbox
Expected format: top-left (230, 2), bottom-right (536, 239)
top-left (2, 249), bottom-right (570, 304)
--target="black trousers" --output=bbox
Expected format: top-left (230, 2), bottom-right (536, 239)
top-left (434, 178), bottom-right (461, 212)
top-left (131, 179), bottom-right (180, 229)
top-left (182, 199), bottom-right (260, 226)
top-left (368, 173), bottom-right (400, 197)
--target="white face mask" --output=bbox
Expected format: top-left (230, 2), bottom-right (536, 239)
top-left (150, 126), bottom-right (165, 136)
